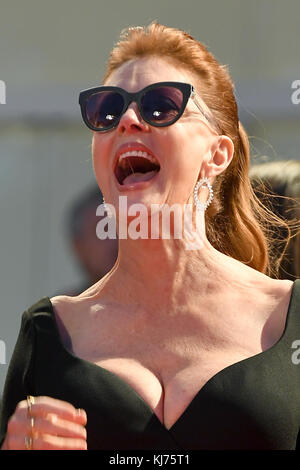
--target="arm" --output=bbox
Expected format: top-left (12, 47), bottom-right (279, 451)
top-left (0, 308), bottom-right (87, 450)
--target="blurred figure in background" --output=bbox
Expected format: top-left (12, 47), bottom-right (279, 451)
top-left (250, 160), bottom-right (300, 281)
top-left (62, 185), bottom-right (118, 295)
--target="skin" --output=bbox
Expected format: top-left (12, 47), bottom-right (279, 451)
top-left (87, 55), bottom-right (293, 323)
top-left (1, 397), bottom-right (87, 450)
top-left (2, 56), bottom-right (294, 447)
top-left (90, 56), bottom-right (235, 308)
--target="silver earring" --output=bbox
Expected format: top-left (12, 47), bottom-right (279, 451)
top-left (194, 177), bottom-right (214, 211)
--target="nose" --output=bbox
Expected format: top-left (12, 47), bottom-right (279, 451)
top-left (116, 102), bottom-right (150, 134)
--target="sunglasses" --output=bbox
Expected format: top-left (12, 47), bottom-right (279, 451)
top-left (79, 81), bottom-right (218, 133)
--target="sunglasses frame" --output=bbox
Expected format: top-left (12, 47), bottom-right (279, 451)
top-left (79, 81), bottom-right (217, 133)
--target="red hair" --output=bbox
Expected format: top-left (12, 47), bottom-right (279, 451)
top-left (101, 21), bottom-right (298, 278)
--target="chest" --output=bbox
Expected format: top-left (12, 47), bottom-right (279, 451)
top-left (72, 343), bottom-right (260, 430)
top-left (57, 299), bottom-right (283, 431)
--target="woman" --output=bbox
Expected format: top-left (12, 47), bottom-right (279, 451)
top-left (1, 21), bottom-right (300, 450)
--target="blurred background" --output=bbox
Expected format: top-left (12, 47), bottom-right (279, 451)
top-left (0, 0), bottom-right (299, 394)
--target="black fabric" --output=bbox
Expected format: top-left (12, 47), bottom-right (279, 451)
top-left (1, 279), bottom-right (300, 450)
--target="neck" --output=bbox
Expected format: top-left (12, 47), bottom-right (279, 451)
top-left (91, 224), bottom-right (261, 317)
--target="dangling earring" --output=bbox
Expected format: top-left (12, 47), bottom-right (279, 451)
top-left (194, 177), bottom-right (214, 211)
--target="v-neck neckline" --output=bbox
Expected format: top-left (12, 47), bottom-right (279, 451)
top-left (44, 279), bottom-right (299, 433)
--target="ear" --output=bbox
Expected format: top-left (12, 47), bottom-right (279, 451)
top-left (201, 135), bottom-right (234, 179)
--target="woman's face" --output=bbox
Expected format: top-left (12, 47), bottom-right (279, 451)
top-left (92, 56), bottom-right (219, 213)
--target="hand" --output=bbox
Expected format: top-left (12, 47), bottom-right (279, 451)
top-left (1, 396), bottom-right (87, 450)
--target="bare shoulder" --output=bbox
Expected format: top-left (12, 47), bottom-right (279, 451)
top-left (49, 280), bottom-right (104, 318)
top-left (276, 278), bottom-right (295, 312)
top-left (49, 285), bottom-right (114, 351)
top-left (256, 277), bottom-right (295, 316)
top-left (50, 294), bottom-right (77, 317)
top-left (50, 272), bottom-right (112, 329)
top-left (49, 294), bottom-right (85, 346)
top-left (267, 278), bottom-right (295, 303)
top-left (260, 278), bottom-right (295, 347)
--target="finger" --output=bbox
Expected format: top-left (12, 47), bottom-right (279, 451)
top-left (33, 433), bottom-right (87, 450)
top-left (15, 397), bottom-right (87, 424)
top-left (6, 434), bottom-right (87, 450)
top-left (11, 414), bottom-right (87, 440)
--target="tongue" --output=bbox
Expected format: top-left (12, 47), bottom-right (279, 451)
top-left (122, 170), bottom-right (158, 185)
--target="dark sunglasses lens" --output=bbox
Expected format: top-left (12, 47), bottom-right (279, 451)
top-left (85, 91), bottom-right (124, 129)
top-left (141, 86), bottom-right (184, 124)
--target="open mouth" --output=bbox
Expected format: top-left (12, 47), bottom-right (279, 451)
top-left (114, 151), bottom-right (161, 186)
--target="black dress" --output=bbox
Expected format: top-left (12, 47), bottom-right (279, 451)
top-left (1, 279), bottom-right (300, 450)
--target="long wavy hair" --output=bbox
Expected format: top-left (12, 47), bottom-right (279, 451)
top-left (101, 21), bottom-right (300, 278)
top-left (250, 160), bottom-right (300, 280)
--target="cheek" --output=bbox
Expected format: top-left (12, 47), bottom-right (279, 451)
top-left (92, 135), bottom-right (111, 189)
top-left (92, 136), bottom-right (103, 168)
top-left (165, 130), bottom-right (210, 202)
top-left (168, 127), bottom-right (205, 177)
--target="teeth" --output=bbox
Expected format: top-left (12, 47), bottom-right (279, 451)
top-left (118, 150), bottom-right (158, 167)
